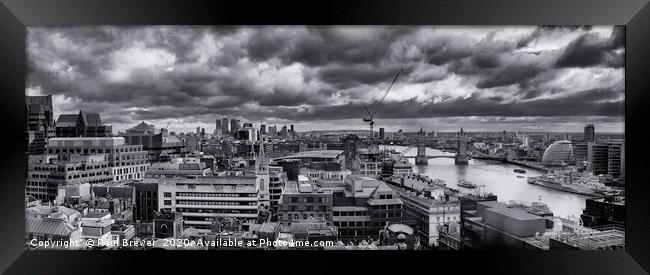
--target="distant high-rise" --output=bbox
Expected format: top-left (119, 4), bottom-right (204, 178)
top-left (230, 120), bottom-right (237, 134)
top-left (196, 127), bottom-right (200, 135)
top-left (215, 119), bottom-right (222, 134)
top-left (201, 128), bottom-right (205, 137)
top-left (379, 128), bottom-right (385, 140)
top-left (290, 124), bottom-right (295, 134)
top-left (221, 117), bottom-right (229, 134)
top-left (281, 125), bottom-right (288, 137)
top-left (260, 124), bottom-right (266, 135)
top-left (584, 124), bottom-right (595, 142)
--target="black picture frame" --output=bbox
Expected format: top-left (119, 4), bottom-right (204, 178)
top-left (1, 0), bottom-right (649, 274)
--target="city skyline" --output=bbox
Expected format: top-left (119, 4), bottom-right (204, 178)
top-left (26, 26), bottom-right (624, 133)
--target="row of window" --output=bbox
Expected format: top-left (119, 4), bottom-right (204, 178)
top-left (288, 196), bottom-right (330, 204)
top-left (334, 221), bottom-right (370, 228)
top-left (176, 208), bottom-right (257, 214)
top-left (29, 172), bottom-right (110, 180)
top-left (282, 212), bottom-right (329, 220)
top-left (176, 192), bottom-right (256, 198)
top-left (174, 200), bottom-right (257, 206)
top-left (284, 205), bottom-right (330, 211)
top-left (48, 146), bottom-right (143, 154)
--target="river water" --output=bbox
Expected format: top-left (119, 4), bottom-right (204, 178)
top-left (385, 145), bottom-right (587, 218)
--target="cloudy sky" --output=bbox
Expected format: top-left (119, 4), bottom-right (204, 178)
top-left (26, 26), bottom-right (625, 134)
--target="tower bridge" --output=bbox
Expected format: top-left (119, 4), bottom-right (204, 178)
top-left (403, 136), bottom-right (469, 165)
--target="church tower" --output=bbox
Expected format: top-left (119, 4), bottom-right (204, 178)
top-left (255, 137), bottom-right (270, 208)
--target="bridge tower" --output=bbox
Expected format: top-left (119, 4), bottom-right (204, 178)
top-left (455, 132), bottom-right (469, 166)
top-left (415, 138), bottom-right (428, 165)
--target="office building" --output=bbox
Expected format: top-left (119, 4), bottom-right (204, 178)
top-left (588, 143), bottom-right (609, 176)
top-left (260, 124), bottom-right (266, 135)
top-left (25, 95), bottom-right (56, 155)
top-left (215, 119), bottom-right (222, 135)
top-left (221, 117), bottom-right (229, 134)
top-left (152, 176), bottom-right (261, 231)
top-left (237, 122), bottom-right (258, 143)
top-left (460, 201), bottom-right (547, 250)
top-left (580, 196), bottom-right (625, 228)
top-left (273, 150), bottom-right (346, 170)
top-left (268, 166), bottom-right (288, 213)
top-left (379, 128), bottom-right (385, 140)
top-left (230, 119), bottom-right (241, 134)
top-left (327, 175), bottom-right (403, 243)
top-left (121, 121), bottom-right (188, 162)
top-left (607, 142), bottom-right (624, 179)
top-left (277, 180), bottom-right (334, 228)
top-left (26, 154), bottom-right (113, 202)
top-left (132, 181), bottom-right (159, 223)
top-left (47, 137), bottom-right (149, 181)
top-left (55, 110), bottom-right (112, 137)
top-left (584, 124), bottom-right (595, 142)
top-left (145, 157), bottom-right (212, 178)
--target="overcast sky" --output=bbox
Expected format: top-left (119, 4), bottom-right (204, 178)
top-left (26, 26), bottom-right (625, 133)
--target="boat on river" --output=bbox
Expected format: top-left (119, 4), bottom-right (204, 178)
top-left (457, 179), bottom-right (477, 189)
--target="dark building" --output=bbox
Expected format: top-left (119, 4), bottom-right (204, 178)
top-left (215, 119), bottom-right (222, 134)
top-left (221, 117), bottom-right (229, 134)
top-left (153, 210), bottom-right (183, 239)
top-left (132, 181), bottom-right (159, 222)
top-left (459, 193), bottom-right (498, 250)
top-left (274, 159), bottom-right (301, 181)
top-left (580, 196), bottom-right (625, 228)
top-left (25, 95), bottom-right (56, 154)
top-left (55, 110), bottom-right (112, 137)
top-left (584, 124), bottom-right (595, 142)
top-left (230, 119), bottom-right (241, 134)
top-left (379, 128), bottom-right (385, 140)
top-left (588, 143), bottom-right (609, 176)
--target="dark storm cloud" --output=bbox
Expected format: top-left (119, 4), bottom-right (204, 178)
top-left (554, 26), bottom-right (625, 68)
top-left (26, 26), bottom-right (624, 131)
top-left (244, 86), bottom-right (623, 122)
top-left (516, 25), bottom-right (593, 48)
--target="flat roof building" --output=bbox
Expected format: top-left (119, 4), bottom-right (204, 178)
top-left (47, 137), bottom-right (149, 182)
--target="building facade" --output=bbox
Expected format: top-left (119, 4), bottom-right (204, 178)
top-left (277, 181), bottom-right (333, 228)
top-left (26, 154), bottom-right (113, 202)
top-left (47, 137), bottom-right (149, 181)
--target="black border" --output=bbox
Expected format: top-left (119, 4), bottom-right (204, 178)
top-left (1, 0), bottom-right (649, 274)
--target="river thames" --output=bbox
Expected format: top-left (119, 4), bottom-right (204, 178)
top-left (386, 145), bottom-right (587, 219)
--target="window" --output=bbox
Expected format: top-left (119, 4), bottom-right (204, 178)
top-left (163, 192), bottom-right (172, 198)
top-left (164, 200), bottom-right (172, 206)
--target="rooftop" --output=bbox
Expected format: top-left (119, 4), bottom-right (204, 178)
top-left (274, 150), bottom-right (343, 160)
top-left (478, 201), bottom-right (545, 221)
top-left (26, 217), bottom-right (77, 236)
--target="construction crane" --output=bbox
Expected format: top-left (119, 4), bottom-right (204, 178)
top-left (362, 69), bottom-right (403, 141)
